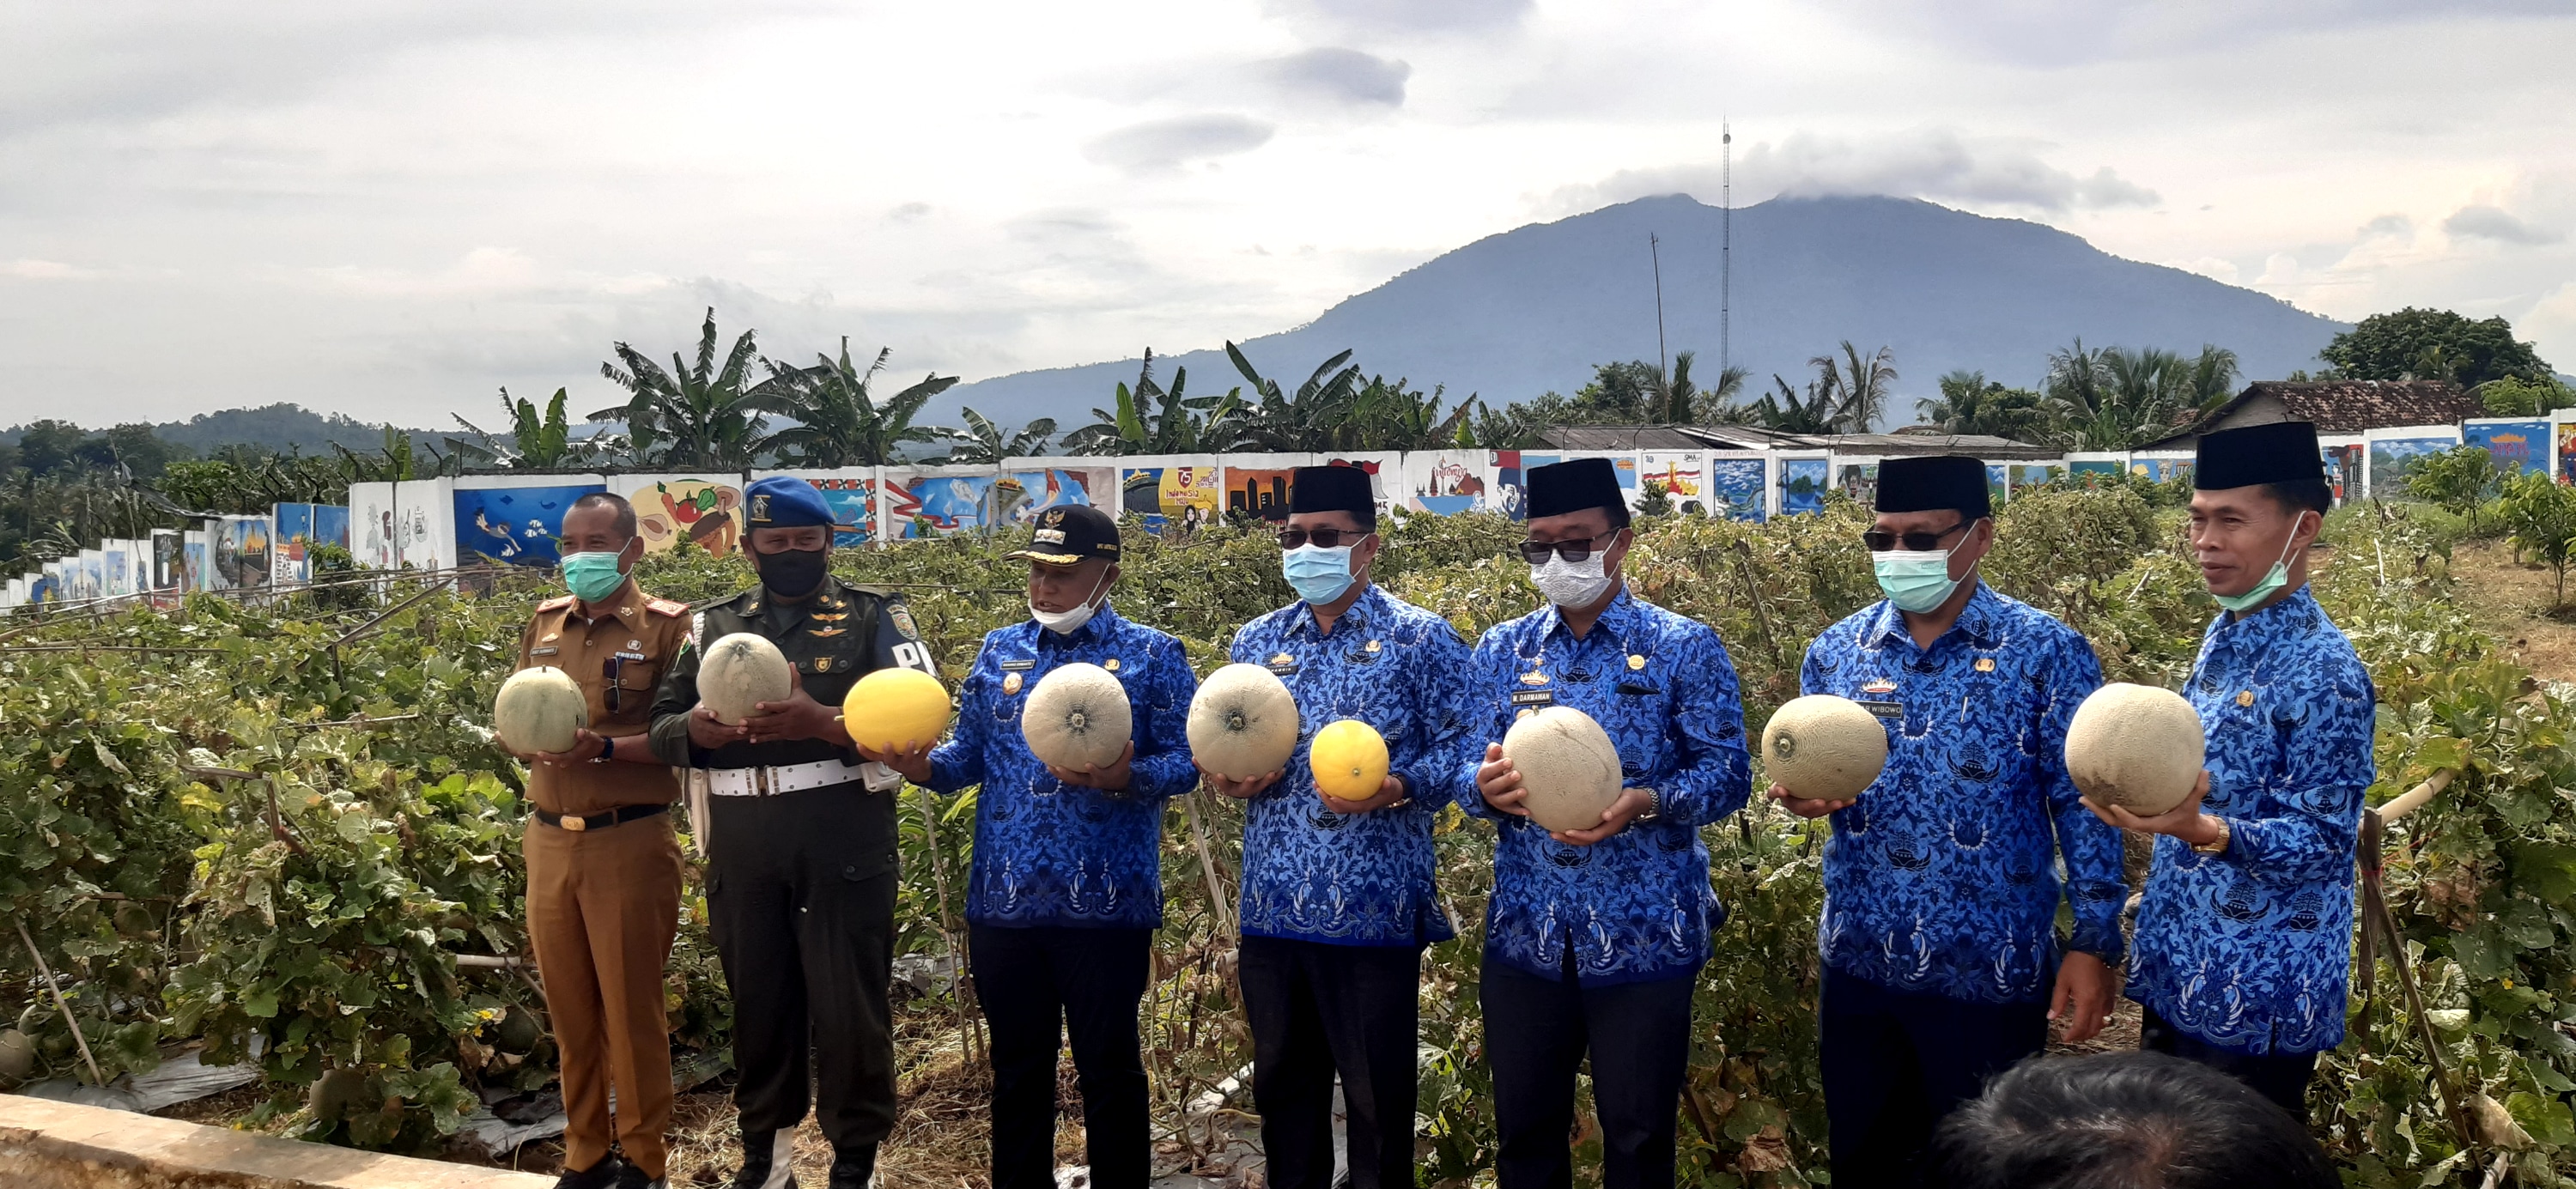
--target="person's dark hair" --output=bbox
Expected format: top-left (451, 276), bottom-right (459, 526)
top-left (2262, 479), bottom-right (2332, 519)
top-left (568, 491), bottom-right (638, 539)
top-left (1930, 1053), bottom-right (2336, 1189)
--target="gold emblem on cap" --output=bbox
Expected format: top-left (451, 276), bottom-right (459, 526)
top-left (1004, 672), bottom-right (1024, 695)
top-left (1975, 657), bottom-right (1996, 672)
top-left (1625, 653), bottom-right (1645, 670)
top-left (1105, 658), bottom-right (1121, 672)
top-left (2237, 689), bottom-right (2254, 707)
top-left (1043, 507), bottom-right (1066, 525)
top-left (1520, 670), bottom-right (1549, 686)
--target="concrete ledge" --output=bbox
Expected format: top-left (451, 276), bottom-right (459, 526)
top-left (0, 1094), bottom-right (553, 1189)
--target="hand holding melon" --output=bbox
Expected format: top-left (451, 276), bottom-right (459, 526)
top-left (1309, 719), bottom-right (1400, 813)
top-left (495, 666), bottom-right (588, 758)
top-left (1188, 664), bottom-right (1298, 796)
top-left (844, 668), bottom-right (951, 782)
top-left (2067, 683), bottom-right (2215, 839)
top-left (1499, 707), bottom-right (1631, 840)
top-left (1760, 695), bottom-right (1888, 814)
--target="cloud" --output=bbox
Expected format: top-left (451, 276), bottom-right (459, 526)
top-left (1263, 0), bottom-right (1531, 34)
top-left (2444, 203), bottom-right (2561, 246)
top-left (1795, 0), bottom-right (2573, 65)
top-left (1, 259), bottom-right (100, 280)
top-left (1083, 114), bottom-right (1276, 173)
top-left (1262, 47), bottom-right (1410, 107)
top-left (1558, 130), bottom-right (2159, 215)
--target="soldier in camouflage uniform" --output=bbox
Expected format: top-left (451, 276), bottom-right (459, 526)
top-left (648, 476), bottom-right (937, 1189)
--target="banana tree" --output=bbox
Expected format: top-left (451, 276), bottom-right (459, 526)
top-left (592, 307), bottom-right (774, 470)
top-left (752, 338), bottom-right (957, 467)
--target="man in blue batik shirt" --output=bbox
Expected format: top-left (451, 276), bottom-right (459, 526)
top-left (1771, 454), bottom-right (2126, 1186)
top-left (1205, 465), bottom-right (1473, 1189)
top-left (1456, 457), bottom-right (1753, 1189)
top-left (2087, 421), bottom-right (2375, 1120)
top-left (866, 503), bottom-right (1197, 1189)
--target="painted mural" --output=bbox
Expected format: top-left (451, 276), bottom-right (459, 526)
top-left (1401, 452), bottom-right (1495, 516)
top-left (456, 482), bottom-right (607, 567)
top-left (1781, 458), bottom-right (1830, 516)
top-left (184, 532), bottom-right (209, 593)
top-left (1120, 463), bottom-right (1222, 532)
top-left (2560, 422), bottom-right (2576, 486)
top-left (885, 468), bottom-right (1102, 537)
top-left (314, 505), bottom-right (351, 554)
top-left (2129, 457), bottom-right (2195, 483)
top-left (2369, 437), bottom-right (2457, 494)
top-left (630, 478), bottom-right (743, 556)
top-left (2465, 421), bottom-right (2549, 476)
top-left (2008, 464), bottom-right (2063, 490)
top-left (152, 530), bottom-right (181, 591)
top-left (1640, 452), bottom-right (1706, 514)
top-left (216, 516), bottom-right (271, 589)
top-left (1709, 458), bottom-right (1765, 522)
top-left (2068, 460), bottom-right (2123, 485)
top-left (1490, 452), bottom-right (1534, 521)
top-left (1834, 463), bottom-right (1879, 507)
top-left (274, 504), bottom-right (315, 584)
top-left (813, 476), bottom-right (878, 547)
top-left (1986, 464), bottom-right (2010, 507)
top-left (2323, 445), bottom-right (2365, 504)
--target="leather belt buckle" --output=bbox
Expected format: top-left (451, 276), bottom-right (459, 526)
top-left (756, 767), bottom-right (775, 796)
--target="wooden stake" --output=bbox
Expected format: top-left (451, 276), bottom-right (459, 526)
top-left (16, 918), bottom-right (106, 1089)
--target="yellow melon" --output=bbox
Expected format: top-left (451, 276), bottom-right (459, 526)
top-left (2064, 682), bottom-right (2206, 816)
top-left (1309, 719), bottom-right (1389, 801)
top-left (494, 666), bottom-right (587, 754)
top-left (1188, 664), bottom-right (1301, 780)
top-left (700, 633), bottom-right (792, 725)
top-left (1024, 663), bottom-right (1132, 770)
top-left (1503, 707), bottom-right (1623, 831)
top-left (1761, 695), bottom-right (1888, 802)
top-left (843, 668), bottom-right (953, 752)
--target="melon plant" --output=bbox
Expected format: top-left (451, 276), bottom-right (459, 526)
top-left (843, 668), bottom-right (953, 753)
top-left (2063, 682), bottom-right (2205, 816)
top-left (1024, 663), bottom-right (1131, 770)
top-left (493, 666), bottom-right (586, 754)
top-left (700, 632), bottom-right (792, 724)
top-left (1760, 695), bottom-right (1889, 803)
top-left (1502, 707), bottom-right (1622, 832)
top-left (1187, 664), bottom-right (1299, 780)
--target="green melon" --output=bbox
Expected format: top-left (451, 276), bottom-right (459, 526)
top-left (1023, 663), bottom-right (1132, 771)
top-left (495, 666), bottom-right (588, 753)
top-left (309, 1067), bottom-right (369, 1122)
top-left (494, 1005), bottom-right (543, 1055)
top-left (1187, 664), bottom-right (1300, 780)
top-left (1761, 695), bottom-right (1889, 802)
top-left (0, 1028), bottom-right (33, 1083)
top-left (2064, 682), bottom-right (2206, 816)
top-left (1503, 707), bottom-right (1624, 832)
top-left (700, 633), bottom-right (793, 725)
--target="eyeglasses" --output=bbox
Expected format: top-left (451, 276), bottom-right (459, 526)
top-left (1276, 528), bottom-right (1367, 549)
top-left (1862, 520), bottom-right (1971, 552)
top-left (1516, 532), bottom-right (1619, 564)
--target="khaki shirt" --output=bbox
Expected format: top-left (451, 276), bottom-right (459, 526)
top-left (513, 580), bottom-right (690, 816)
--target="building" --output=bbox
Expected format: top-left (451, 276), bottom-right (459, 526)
top-left (2144, 379), bottom-right (2480, 450)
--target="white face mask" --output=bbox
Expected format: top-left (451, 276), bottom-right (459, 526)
top-left (1529, 551), bottom-right (1614, 610)
top-left (1030, 570), bottom-right (1110, 635)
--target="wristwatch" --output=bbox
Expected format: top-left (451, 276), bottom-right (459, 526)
top-left (2191, 816), bottom-right (2232, 857)
top-left (1635, 786), bottom-right (1662, 822)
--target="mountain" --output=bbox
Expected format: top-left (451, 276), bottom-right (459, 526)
top-left (935, 194), bottom-right (2351, 431)
top-left (0, 403), bottom-right (440, 456)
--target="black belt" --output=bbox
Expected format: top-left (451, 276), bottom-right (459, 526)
top-left (536, 804), bottom-right (670, 833)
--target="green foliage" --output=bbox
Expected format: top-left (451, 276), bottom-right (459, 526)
top-left (592, 307), bottom-right (775, 470)
top-left (2479, 376), bottom-right (2576, 417)
top-left (755, 337), bottom-right (960, 467)
top-left (929, 407), bottom-right (1056, 464)
top-left (2320, 307), bottom-right (2556, 388)
top-left (1064, 349), bottom-right (1249, 456)
top-left (2404, 445), bottom-right (2513, 537)
top-left (1920, 371), bottom-right (2051, 442)
top-left (2495, 471), bottom-right (2576, 606)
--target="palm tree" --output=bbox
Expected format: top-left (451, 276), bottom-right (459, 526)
top-left (1812, 342), bottom-right (1898, 433)
top-left (1745, 373), bottom-right (1839, 434)
top-left (930, 407), bottom-right (1057, 464)
top-left (1674, 352), bottom-right (1751, 424)
top-left (753, 338), bottom-right (959, 467)
top-left (2183, 344), bottom-right (2241, 411)
top-left (1063, 350), bottom-right (1249, 455)
top-left (1921, 371), bottom-right (2053, 443)
top-left (593, 307), bottom-right (775, 470)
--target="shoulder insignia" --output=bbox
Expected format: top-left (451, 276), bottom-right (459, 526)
top-left (889, 604), bottom-right (920, 640)
top-left (537, 595), bottom-right (576, 611)
top-left (646, 598), bottom-right (690, 618)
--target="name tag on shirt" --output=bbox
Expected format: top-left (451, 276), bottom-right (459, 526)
top-left (1510, 689), bottom-right (1555, 707)
top-left (530, 646), bottom-right (559, 657)
top-left (1856, 700), bottom-right (1903, 719)
top-left (615, 650), bottom-right (646, 662)
top-left (999, 659), bottom-right (1036, 671)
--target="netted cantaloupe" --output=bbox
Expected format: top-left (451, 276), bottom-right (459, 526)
top-left (1762, 695), bottom-right (1890, 802)
top-left (494, 666), bottom-right (587, 754)
top-left (1503, 707), bottom-right (1622, 832)
top-left (1309, 719), bottom-right (1389, 801)
top-left (843, 668), bottom-right (953, 752)
top-left (0, 1028), bottom-right (32, 1083)
top-left (700, 633), bottom-right (793, 725)
top-left (308, 1067), bottom-right (371, 1122)
top-left (2064, 682), bottom-right (2206, 816)
top-left (1188, 664), bottom-right (1300, 780)
top-left (1024, 663), bottom-right (1131, 770)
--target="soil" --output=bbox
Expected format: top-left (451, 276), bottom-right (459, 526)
top-left (2446, 540), bottom-right (2576, 683)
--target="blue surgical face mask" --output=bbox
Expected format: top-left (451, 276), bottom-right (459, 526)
top-left (2212, 518), bottom-right (2306, 615)
top-left (1283, 543), bottom-right (1358, 605)
top-left (1872, 549), bottom-right (1960, 614)
top-left (560, 549), bottom-right (629, 604)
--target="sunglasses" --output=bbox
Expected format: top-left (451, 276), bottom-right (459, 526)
top-left (1516, 531), bottom-right (1619, 564)
top-left (1276, 528), bottom-right (1368, 549)
top-left (1862, 520), bottom-right (1971, 552)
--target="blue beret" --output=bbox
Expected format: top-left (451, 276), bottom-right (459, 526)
top-left (744, 476), bottom-right (835, 528)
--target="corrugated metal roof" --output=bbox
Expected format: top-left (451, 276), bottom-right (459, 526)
top-left (1534, 424), bottom-right (2058, 458)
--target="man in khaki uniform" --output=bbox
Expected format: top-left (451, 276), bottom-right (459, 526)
top-left (509, 491), bottom-right (691, 1189)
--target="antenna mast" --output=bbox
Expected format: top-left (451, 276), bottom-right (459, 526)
top-left (1649, 232), bottom-right (1670, 421)
top-left (1721, 119), bottom-right (1732, 378)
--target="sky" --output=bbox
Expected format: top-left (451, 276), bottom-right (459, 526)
top-left (3, 0), bottom-right (2572, 429)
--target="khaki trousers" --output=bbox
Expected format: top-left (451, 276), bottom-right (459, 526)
top-left (525, 812), bottom-right (684, 1177)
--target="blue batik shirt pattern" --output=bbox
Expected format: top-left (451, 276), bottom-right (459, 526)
top-left (1801, 582), bottom-right (2128, 1005)
top-left (2128, 586), bottom-right (2375, 1055)
top-left (1229, 585), bottom-right (1475, 948)
top-left (927, 602), bottom-right (1199, 930)
top-left (1451, 589), bottom-right (1753, 986)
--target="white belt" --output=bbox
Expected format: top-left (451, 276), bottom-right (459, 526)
top-left (708, 758), bottom-right (884, 796)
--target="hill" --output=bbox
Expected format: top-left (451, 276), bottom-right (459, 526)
top-left (936, 194), bottom-right (2351, 430)
top-left (0, 403), bottom-right (444, 458)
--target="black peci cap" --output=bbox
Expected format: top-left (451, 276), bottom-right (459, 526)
top-left (1875, 455), bottom-right (1992, 519)
top-left (2196, 422), bottom-right (2324, 490)
top-left (1526, 458), bottom-right (1625, 520)
top-left (1005, 503), bottom-right (1121, 565)
top-left (1289, 465), bottom-right (1374, 519)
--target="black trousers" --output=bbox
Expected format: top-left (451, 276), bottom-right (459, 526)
top-left (1820, 969), bottom-right (2048, 1189)
top-left (1480, 956), bottom-right (1696, 1189)
top-left (969, 923), bottom-right (1154, 1189)
top-left (705, 790), bottom-right (898, 1150)
top-left (1239, 936), bottom-right (1423, 1189)
top-left (2141, 1006), bottom-right (2320, 1121)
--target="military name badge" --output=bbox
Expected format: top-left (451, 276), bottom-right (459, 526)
top-left (889, 604), bottom-right (920, 640)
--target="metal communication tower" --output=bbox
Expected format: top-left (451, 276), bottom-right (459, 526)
top-left (1720, 120), bottom-right (1732, 377)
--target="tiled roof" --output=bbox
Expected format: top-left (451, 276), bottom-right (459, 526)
top-left (2249, 380), bottom-right (2481, 433)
